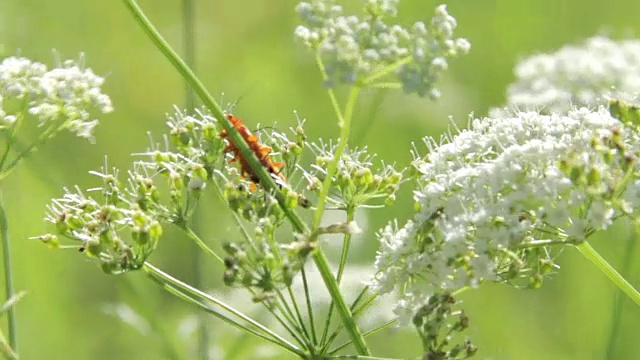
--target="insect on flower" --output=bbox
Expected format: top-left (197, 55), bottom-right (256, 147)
top-left (219, 113), bottom-right (311, 208)
top-left (218, 112), bottom-right (288, 188)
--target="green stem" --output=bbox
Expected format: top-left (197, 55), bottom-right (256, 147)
top-left (310, 86), bottom-right (360, 230)
top-left (179, 223), bottom-right (223, 263)
top-left (0, 192), bottom-right (17, 353)
top-left (361, 57), bottom-right (411, 86)
top-left (0, 122), bottom-right (62, 180)
top-left (313, 57), bottom-right (370, 354)
top-left (328, 319), bottom-right (398, 356)
top-left (299, 268), bottom-right (318, 348)
top-left (120, 0), bottom-right (302, 231)
top-left (122, 0), bottom-right (369, 354)
top-left (605, 224), bottom-right (637, 358)
top-left (575, 242), bottom-right (640, 306)
top-left (352, 89), bottom-right (387, 147)
top-left (181, 0), bottom-right (205, 353)
top-left (0, 112), bottom-right (22, 172)
top-left (121, 277), bottom-right (183, 360)
top-left (320, 205), bottom-right (355, 346)
top-left (143, 262), bottom-right (305, 357)
top-left (0, 330), bottom-right (18, 360)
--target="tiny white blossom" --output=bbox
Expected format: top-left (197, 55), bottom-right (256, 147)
top-left (505, 36), bottom-right (640, 113)
top-left (372, 106), bottom-right (640, 322)
top-left (0, 55), bottom-right (113, 141)
top-left (295, 1), bottom-right (469, 96)
top-left (0, 56), bottom-right (47, 97)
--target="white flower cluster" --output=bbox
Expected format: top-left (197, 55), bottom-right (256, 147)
top-left (506, 36), bottom-right (640, 113)
top-left (294, 1), bottom-right (470, 97)
top-left (371, 106), bottom-right (640, 323)
top-left (0, 55), bottom-right (113, 140)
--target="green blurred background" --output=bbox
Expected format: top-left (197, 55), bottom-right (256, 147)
top-left (3, 0), bottom-right (640, 359)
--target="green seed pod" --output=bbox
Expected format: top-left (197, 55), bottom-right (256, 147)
top-left (170, 171), bottom-right (185, 192)
top-left (132, 226), bottom-right (149, 245)
top-left (202, 122), bottom-right (217, 141)
top-left (84, 239), bottom-right (103, 257)
top-left (39, 234), bottom-right (59, 249)
top-left (353, 167), bottom-right (373, 188)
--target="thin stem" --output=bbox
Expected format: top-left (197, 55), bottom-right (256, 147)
top-left (336, 206), bottom-right (355, 284)
top-left (183, 0), bottom-right (196, 111)
top-left (310, 85), bottom-right (360, 230)
top-left (121, 277), bottom-right (184, 360)
top-left (605, 223), bottom-right (637, 358)
top-left (0, 122), bottom-right (63, 180)
top-left (328, 319), bottom-right (398, 356)
top-left (323, 289), bottom-right (378, 353)
top-left (0, 330), bottom-right (18, 360)
top-left (352, 89), bottom-right (387, 147)
top-left (300, 267), bottom-right (318, 347)
top-left (320, 205), bottom-right (355, 346)
top-left (265, 230), bottom-right (311, 345)
top-left (323, 357), bottom-right (399, 360)
top-left (575, 242), bottom-right (640, 306)
top-left (143, 262), bottom-right (305, 357)
top-left (0, 111), bottom-right (23, 172)
top-left (311, 248), bottom-right (368, 354)
top-left (361, 57), bottom-right (411, 86)
top-left (310, 53), bottom-right (369, 355)
top-left (178, 223), bottom-right (223, 263)
top-left (182, 0), bottom-right (205, 353)
top-left (0, 192), bottom-right (17, 353)
top-left (122, 1), bottom-right (369, 353)
top-left (365, 82), bottom-right (401, 89)
top-left (262, 296), bottom-right (311, 351)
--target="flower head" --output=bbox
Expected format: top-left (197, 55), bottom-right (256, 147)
top-left (505, 36), bottom-right (640, 113)
top-left (295, 1), bottom-right (470, 97)
top-left (372, 106), bottom-right (640, 323)
top-left (0, 55), bottom-right (113, 141)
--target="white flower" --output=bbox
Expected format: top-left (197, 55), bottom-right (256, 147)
top-left (372, 106), bottom-right (640, 323)
top-left (505, 36), bottom-right (640, 113)
top-left (0, 56), bottom-right (47, 97)
top-left (295, 1), bottom-right (469, 96)
top-left (0, 55), bottom-right (113, 141)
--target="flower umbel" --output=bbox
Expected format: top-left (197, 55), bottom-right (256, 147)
top-left (0, 55), bottom-right (113, 141)
top-left (505, 36), bottom-right (640, 113)
top-left (372, 106), bottom-right (640, 322)
top-left (35, 108), bottom-right (226, 273)
top-left (294, 1), bottom-right (470, 97)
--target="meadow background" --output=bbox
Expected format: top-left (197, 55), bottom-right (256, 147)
top-left (2, 0), bottom-right (640, 359)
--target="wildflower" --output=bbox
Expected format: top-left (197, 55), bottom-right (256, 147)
top-left (0, 55), bottom-right (113, 141)
top-left (505, 36), bottom-right (640, 113)
top-left (295, 1), bottom-right (470, 97)
top-left (372, 106), bottom-right (640, 323)
top-left (38, 165), bottom-right (167, 274)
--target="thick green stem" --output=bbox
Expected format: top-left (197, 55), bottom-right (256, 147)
top-left (122, 1), bottom-right (370, 354)
top-left (576, 242), bottom-right (640, 306)
top-left (0, 193), bottom-right (17, 353)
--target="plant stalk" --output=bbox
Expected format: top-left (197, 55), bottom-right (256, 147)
top-left (121, 1), bottom-right (370, 354)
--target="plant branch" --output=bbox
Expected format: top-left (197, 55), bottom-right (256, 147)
top-left (0, 192), bottom-right (17, 353)
top-left (575, 241), bottom-right (640, 306)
